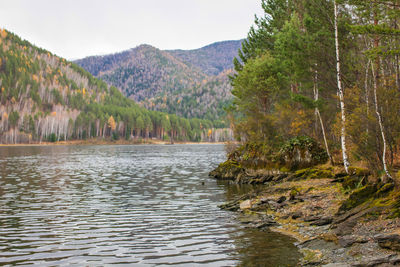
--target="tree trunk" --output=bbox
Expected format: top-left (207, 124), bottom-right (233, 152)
top-left (314, 67), bottom-right (333, 165)
top-left (334, 0), bottom-right (350, 173)
top-left (371, 63), bottom-right (392, 180)
top-left (372, 4), bottom-right (392, 181)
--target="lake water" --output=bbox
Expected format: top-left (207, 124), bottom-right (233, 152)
top-left (0, 144), bottom-right (300, 266)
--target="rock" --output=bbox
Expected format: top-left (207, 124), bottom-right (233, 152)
top-left (256, 220), bottom-right (276, 229)
top-left (291, 211), bottom-right (303, 219)
top-left (351, 254), bottom-right (398, 267)
top-left (333, 206), bottom-right (382, 236)
top-left (304, 215), bottom-right (320, 222)
top-left (375, 234), bottom-right (400, 251)
top-left (209, 160), bottom-right (244, 180)
top-left (277, 196), bottom-right (287, 203)
top-left (218, 200), bottom-right (240, 211)
top-left (322, 264), bottom-right (350, 267)
top-left (338, 235), bottom-right (368, 248)
top-left (310, 217), bottom-right (333, 226)
top-left (240, 199), bottom-right (252, 210)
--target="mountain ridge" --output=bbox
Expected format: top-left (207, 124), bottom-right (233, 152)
top-left (75, 40), bottom-right (242, 123)
top-left (0, 28), bottom-right (230, 144)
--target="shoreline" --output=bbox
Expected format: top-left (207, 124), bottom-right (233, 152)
top-left (0, 139), bottom-right (230, 147)
top-left (211, 164), bottom-right (400, 266)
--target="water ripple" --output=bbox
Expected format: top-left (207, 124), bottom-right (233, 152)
top-left (0, 145), bottom-right (300, 266)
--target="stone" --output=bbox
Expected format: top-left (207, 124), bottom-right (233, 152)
top-left (322, 264), bottom-right (350, 267)
top-left (375, 234), bottom-right (400, 251)
top-left (240, 199), bottom-right (252, 210)
top-left (338, 235), bottom-right (368, 248)
top-left (351, 254), bottom-right (397, 267)
top-left (304, 215), bottom-right (320, 222)
top-left (277, 196), bottom-right (287, 203)
top-left (311, 217), bottom-right (333, 226)
top-left (291, 211), bottom-right (303, 219)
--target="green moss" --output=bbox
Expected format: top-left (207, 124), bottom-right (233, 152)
top-left (348, 166), bottom-right (370, 177)
top-left (342, 175), bottom-right (365, 190)
top-left (280, 166), bottom-right (290, 173)
top-left (209, 160), bottom-right (244, 180)
top-left (293, 167), bottom-right (334, 180)
top-left (289, 187), bottom-right (301, 200)
top-left (339, 184), bottom-right (378, 212)
top-left (375, 183), bottom-right (394, 197)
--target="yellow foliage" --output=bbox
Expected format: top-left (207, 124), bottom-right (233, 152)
top-left (11, 97), bottom-right (16, 104)
top-left (82, 88), bottom-right (86, 96)
top-left (47, 52), bottom-right (51, 58)
top-left (32, 74), bottom-right (39, 83)
top-left (208, 129), bottom-right (212, 137)
top-left (0, 29), bottom-right (7, 39)
top-left (51, 112), bottom-right (57, 116)
top-left (3, 112), bottom-right (8, 119)
top-left (1, 87), bottom-right (4, 93)
top-left (108, 116), bottom-right (116, 131)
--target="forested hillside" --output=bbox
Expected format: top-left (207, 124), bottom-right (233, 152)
top-left (0, 29), bottom-right (228, 144)
top-left (167, 40), bottom-right (243, 76)
top-left (229, 0), bottom-right (400, 176)
top-left (75, 41), bottom-right (241, 124)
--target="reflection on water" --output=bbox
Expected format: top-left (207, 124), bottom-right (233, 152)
top-left (0, 144), bottom-right (300, 266)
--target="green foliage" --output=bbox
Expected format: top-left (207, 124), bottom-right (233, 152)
top-left (75, 43), bottom-right (236, 125)
top-left (0, 29), bottom-right (217, 143)
top-left (8, 111), bottom-right (19, 127)
top-left (48, 133), bottom-right (57, 142)
top-left (278, 136), bottom-right (329, 167)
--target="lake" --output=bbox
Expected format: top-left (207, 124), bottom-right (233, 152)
top-left (0, 144), bottom-right (300, 266)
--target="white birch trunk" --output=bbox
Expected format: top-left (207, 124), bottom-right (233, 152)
top-left (371, 63), bottom-right (392, 179)
top-left (334, 1), bottom-right (350, 173)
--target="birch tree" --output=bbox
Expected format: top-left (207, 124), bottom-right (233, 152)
top-left (334, 0), bottom-right (350, 173)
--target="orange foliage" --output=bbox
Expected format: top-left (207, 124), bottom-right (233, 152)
top-left (0, 29), bottom-right (7, 39)
top-left (108, 116), bottom-right (116, 131)
top-left (51, 112), bottom-right (57, 116)
top-left (32, 74), bottom-right (39, 83)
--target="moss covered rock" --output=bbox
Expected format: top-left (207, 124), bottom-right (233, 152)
top-left (291, 167), bottom-right (334, 180)
top-left (339, 184), bottom-right (378, 212)
top-left (276, 136), bottom-right (328, 170)
top-left (209, 160), bottom-right (244, 180)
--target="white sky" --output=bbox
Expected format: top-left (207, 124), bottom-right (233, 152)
top-left (0, 0), bottom-right (264, 60)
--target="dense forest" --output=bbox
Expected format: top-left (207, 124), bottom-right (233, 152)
top-left (167, 40), bottom-right (243, 76)
top-left (0, 29), bottom-right (231, 144)
top-left (75, 41), bottom-right (242, 124)
top-left (230, 0), bottom-right (400, 176)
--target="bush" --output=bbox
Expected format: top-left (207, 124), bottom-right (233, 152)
top-left (48, 133), bottom-right (57, 142)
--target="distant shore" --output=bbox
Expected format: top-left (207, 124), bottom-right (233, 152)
top-left (0, 139), bottom-right (231, 147)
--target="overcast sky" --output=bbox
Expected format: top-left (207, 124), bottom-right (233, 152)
top-left (0, 0), bottom-right (264, 60)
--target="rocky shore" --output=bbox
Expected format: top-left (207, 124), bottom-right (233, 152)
top-left (210, 163), bottom-right (400, 266)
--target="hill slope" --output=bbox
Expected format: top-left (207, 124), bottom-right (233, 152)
top-left (75, 40), bottom-right (241, 123)
top-left (167, 40), bottom-right (243, 76)
top-left (0, 29), bottom-right (229, 144)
